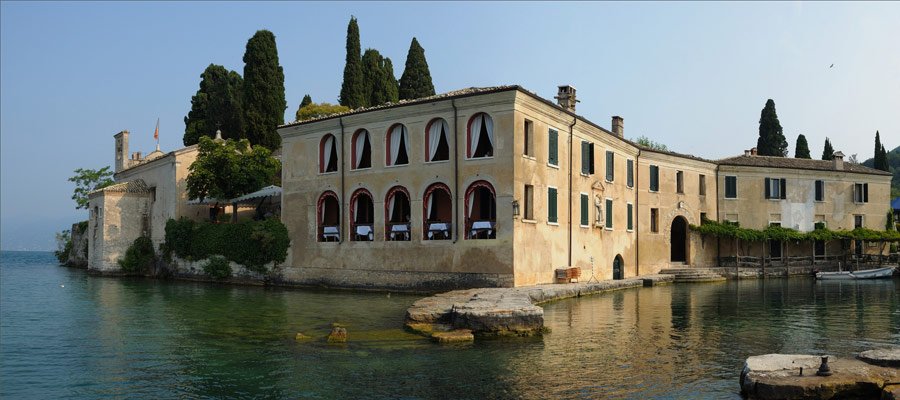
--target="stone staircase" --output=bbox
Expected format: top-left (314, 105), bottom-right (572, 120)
top-left (658, 265), bottom-right (727, 283)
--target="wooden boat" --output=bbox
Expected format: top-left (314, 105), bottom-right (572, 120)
top-left (816, 266), bottom-right (896, 280)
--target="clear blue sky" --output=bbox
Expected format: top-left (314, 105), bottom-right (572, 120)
top-left (2, 2), bottom-right (898, 250)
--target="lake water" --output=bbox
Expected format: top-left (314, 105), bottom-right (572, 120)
top-left (1, 251), bottom-right (897, 399)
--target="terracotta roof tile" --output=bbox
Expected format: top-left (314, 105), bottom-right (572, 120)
top-left (716, 155), bottom-right (892, 176)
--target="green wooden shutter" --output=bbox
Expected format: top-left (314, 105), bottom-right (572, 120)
top-left (606, 151), bottom-right (614, 181)
top-left (581, 142), bottom-right (588, 174)
top-left (764, 178), bottom-right (771, 199)
top-left (627, 203), bottom-right (633, 231)
top-left (650, 166), bottom-right (659, 191)
top-left (548, 187), bottom-right (557, 223)
top-left (580, 194), bottom-right (589, 226)
top-left (627, 160), bottom-right (634, 187)
top-left (605, 199), bottom-right (613, 229)
top-left (549, 129), bottom-right (558, 165)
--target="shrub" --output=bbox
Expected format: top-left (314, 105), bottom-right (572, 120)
top-left (202, 256), bottom-right (232, 280)
top-left (54, 230), bottom-right (73, 264)
top-left (163, 217), bottom-right (290, 273)
top-left (119, 236), bottom-right (156, 273)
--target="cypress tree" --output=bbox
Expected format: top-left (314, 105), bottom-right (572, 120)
top-left (399, 37), bottom-right (435, 100)
top-left (184, 64), bottom-right (245, 146)
top-left (382, 57), bottom-right (399, 103)
top-left (339, 17), bottom-right (365, 109)
top-left (242, 30), bottom-right (286, 150)
top-left (299, 94), bottom-right (313, 109)
top-left (756, 99), bottom-right (788, 156)
top-left (361, 49), bottom-right (398, 107)
top-left (794, 134), bottom-right (811, 159)
top-left (821, 137), bottom-right (834, 160)
top-left (874, 131), bottom-right (889, 171)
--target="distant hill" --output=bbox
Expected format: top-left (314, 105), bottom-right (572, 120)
top-left (862, 145), bottom-right (900, 198)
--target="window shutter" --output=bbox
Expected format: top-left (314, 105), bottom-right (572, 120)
top-left (549, 130), bottom-right (558, 165)
top-left (780, 178), bottom-right (786, 199)
top-left (650, 166), bottom-right (659, 191)
top-left (606, 152), bottom-right (615, 181)
top-left (764, 178), bottom-right (771, 199)
top-left (863, 183), bottom-right (868, 203)
top-left (627, 160), bottom-right (634, 187)
top-left (815, 181), bottom-right (823, 201)
top-left (627, 203), bottom-right (633, 230)
top-left (606, 199), bottom-right (613, 228)
top-left (548, 188), bottom-right (557, 223)
top-left (589, 144), bottom-right (595, 174)
top-left (580, 194), bottom-right (588, 226)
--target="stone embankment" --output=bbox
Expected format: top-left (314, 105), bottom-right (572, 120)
top-left (740, 349), bottom-right (900, 399)
top-left (405, 274), bottom-right (674, 341)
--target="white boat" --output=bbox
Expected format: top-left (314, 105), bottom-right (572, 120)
top-left (816, 266), bottom-right (896, 280)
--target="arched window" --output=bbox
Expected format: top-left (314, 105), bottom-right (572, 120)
top-left (350, 188), bottom-right (375, 241)
top-left (426, 118), bottom-right (450, 162)
top-left (319, 134), bottom-right (338, 173)
top-left (385, 124), bottom-right (409, 166)
top-left (424, 183), bottom-right (452, 240)
top-left (467, 113), bottom-right (494, 159)
top-left (317, 191), bottom-right (340, 242)
top-left (351, 129), bottom-right (371, 169)
top-left (465, 180), bottom-right (496, 239)
top-left (385, 186), bottom-right (411, 241)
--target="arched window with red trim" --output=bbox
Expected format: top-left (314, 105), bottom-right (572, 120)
top-left (425, 118), bottom-right (450, 162)
top-left (317, 191), bottom-right (340, 242)
top-left (385, 186), bottom-right (411, 241)
top-left (466, 113), bottom-right (494, 159)
top-left (423, 183), bottom-right (452, 240)
top-left (319, 134), bottom-right (338, 173)
top-left (350, 188), bottom-right (375, 241)
top-left (351, 129), bottom-right (371, 169)
top-left (385, 124), bottom-right (409, 166)
top-left (465, 180), bottom-right (496, 239)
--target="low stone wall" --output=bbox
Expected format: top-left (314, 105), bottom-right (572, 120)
top-left (279, 266), bottom-right (514, 292)
top-left (712, 263), bottom-right (898, 279)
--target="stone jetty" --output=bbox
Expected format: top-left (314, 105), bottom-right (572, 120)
top-left (405, 274), bottom-right (674, 340)
top-left (740, 350), bottom-right (900, 399)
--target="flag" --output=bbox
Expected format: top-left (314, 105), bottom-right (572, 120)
top-left (153, 118), bottom-right (159, 141)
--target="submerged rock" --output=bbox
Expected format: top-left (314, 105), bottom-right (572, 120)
top-left (431, 329), bottom-right (474, 344)
top-left (327, 326), bottom-right (348, 343)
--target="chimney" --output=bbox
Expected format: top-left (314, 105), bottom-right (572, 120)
top-left (554, 85), bottom-right (579, 111)
top-left (744, 150), bottom-right (751, 156)
top-left (611, 116), bottom-right (624, 138)
top-left (750, 147), bottom-right (758, 156)
top-left (832, 151), bottom-right (844, 170)
top-left (114, 130), bottom-right (129, 173)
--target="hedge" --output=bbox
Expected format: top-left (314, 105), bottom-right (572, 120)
top-left (163, 217), bottom-right (289, 273)
top-left (690, 219), bottom-right (900, 242)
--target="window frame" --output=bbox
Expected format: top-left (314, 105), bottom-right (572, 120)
top-left (814, 180), bottom-right (824, 202)
top-left (764, 177), bottom-right (786, 200)
top-left (724, 175), bottom-right (737, 199)
top-left (853, 183), bottom-right (869, 203)
top-left (676, 170), bottom-right (684, 194)
top-left (524, 184), bottom-right (535, 221)
top-left (385, 124), bottom-right (410, 168)
top-left (626, 202), bottom-right (634, 232)
top-left (547, 186), bottom-right (559, 225)
top-left (425, 118), bottom-right (450, 164)
top-left (318, 134), bottom-right (339, 174)
top-left (626, 159), bottom-right (634, 188)
top-left (650, 208), bottom-right (659, 233)
top-left (605, 151), bottom-right (615, 182)
top-left (548, 128), bottom-right (559, 167)
top-left (579, 193), bottom-right (590, 228)
top-left (523, 119), bottom-right (534, 158)
top-left (699, 174), bottom-right (706, 196)
top-left (466, 113), bottom-right (495, 160)
top-left (649, 165), bottom-right (660, 192)
top-left (350, 129), bottom-right (372, 171)
top-left (605, 198), bottom-right (613, 230)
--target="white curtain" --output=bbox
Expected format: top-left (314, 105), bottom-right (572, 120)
top-left (428, 120), bottom-right (445, 161)
top-left (322, 135), bottom-right (334, 171)
top-left (402, 126), bottom-right (409, 159)
top-left (469, 114), bottom-right (482, 157)
top-left (354, 196), bottom-right (361, 223)
top-left (484, 114), bottom-right (494, 148)
top-left (388, 193), bottom-right (396, 221)
top-left (467, 191), bottom-right (475, 218)
top-left (390, 125), bottom-right (402, 165)
top-left (354, 131), bottom-right (366, 168)
top-left (426, 193), bottom-right (434, 221)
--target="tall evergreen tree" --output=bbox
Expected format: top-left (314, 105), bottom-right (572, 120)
top-left (756, 99), bottom-right (788, 156)
top-left (821, 137), bottom-right (834, 160)
top-left (242, 30), bottom-right (286, 150)
top-left (339, 17), bottom-right (365, 109)
top-left (299, 94), bottom-right (313, 109)
top-left (382, 57), bottom-right (399, 103)
top-left (794, 134), bottom-right (811, 159)
top-left (399, 37), bottom-right (435, 100)
top-left (184, 64), bottom-right (245, 146)
top-left (361, 49), bottom-right (398, 107)
top-left (874, 131), bottom-right (889, 171)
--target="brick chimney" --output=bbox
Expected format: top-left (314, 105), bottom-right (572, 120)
top-left (611, 116), bottom-right (624, 138)
top-left (744, 149), bottom-right (751, 156)
top-left (554, 85), bottom-right (579, 111)
top-left (750, 147), bottom-right (758, 156)
top-left (832, 151), bottom-right (844, 170)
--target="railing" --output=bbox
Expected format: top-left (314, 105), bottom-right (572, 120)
top-left (318, 225), bottom-right (340, 242)
top-left (386, 222), bottom-right (411, 241)
top-left (425, 221), bottom-right (451, 240)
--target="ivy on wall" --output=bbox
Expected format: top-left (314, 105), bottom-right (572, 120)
top-left (163, 218), bottom-right (289, 274)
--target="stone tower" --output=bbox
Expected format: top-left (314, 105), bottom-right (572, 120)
top-left (114, 130), bottom-right (129, 173)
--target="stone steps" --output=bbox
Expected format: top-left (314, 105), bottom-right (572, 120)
top-left (658, 267), bottom-right (727, 283)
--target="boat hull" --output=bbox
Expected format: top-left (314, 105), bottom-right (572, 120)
top-left (816, 267), bottom-right (896, 280)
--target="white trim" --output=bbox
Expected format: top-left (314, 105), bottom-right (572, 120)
top-left (522, 155), bottom-right (537, 161)
top-left (521, 219), bottom-right (537, 224)
top-left (424, 160), bottom-right (450, 165)
top-left (317, 171), bottom-right (339, 176)
top-left (547, 163), bottom-right (560, 170)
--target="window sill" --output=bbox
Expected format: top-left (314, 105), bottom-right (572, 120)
top-left (426, 159), bottom-right (450, 164)
top-left (522, 155), bottom-right (537, 161)
top-left (604, 227), bottom-right (613, 231)
top-left (547, 221), bottom-right (559, 226)
top-left (384, 163), bottom-right (409, 169)
top-left (627, 229), bottom-right (634, 233)
top-left (724, 197), bottom-right (738, 200)
top-left (605, 179), bottom-right (614, 184)
top-left (547, 163), bottom-right (560, 170)
top-left (649, 190), bottom-right (659, 193)
top-left (318, 171), bottom-right (339, 176)
top-left (466, 156), bottom-right (494, 161)
top-left (521, 219), bottom-right (537, 224)
top-left (626, 185), bottom-right (634, 190)
top-left (351, 167), bottom-right (373, 172)
top-left (579, 173), bottom-right (590, 177)
top-left (579, 224), bottom-right (590, 229)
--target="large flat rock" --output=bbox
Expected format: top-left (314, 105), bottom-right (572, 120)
top-left (858, 347), bottom-right (900, 368)
top-left (741, 354), bottom-right (899, 399)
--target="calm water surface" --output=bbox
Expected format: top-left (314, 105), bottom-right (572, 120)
top-left (1, 251), bottom-right (898, 399)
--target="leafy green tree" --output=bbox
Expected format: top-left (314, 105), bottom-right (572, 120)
top-left (794, 134), bottom-right (811, 159)
top-left (339, 17), bottom-right (365, 108)
top-left (68, 167), bottom-right (115, 209)
top-left (821, 137), bottom-right (834, 160)
top-left (242, 30), bottom-right (286, 150)
top-left (399, 38), bottom-right (435, 100)
top-left (186, 136), bottom-right (280, 202)
top-left (756, 99), bottom-right (788, 156)
top-left (295, 102), bottom-right (350, 121)
top-left (632, 135), bottom-right (668, 151)
top-left (54, 229), bottom-right (72, 264)
top-left (299, 94), bottom-right (313, 109)
top-left (184, 64), bottom-right (245, 146)
top-left (361, 49), bottom-right (399, 107)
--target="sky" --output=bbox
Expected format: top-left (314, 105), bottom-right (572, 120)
top-left (1, 2), bottom-right (898, 250)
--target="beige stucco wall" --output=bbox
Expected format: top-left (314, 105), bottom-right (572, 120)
top-left (87, 191), bottom-right (151, 271)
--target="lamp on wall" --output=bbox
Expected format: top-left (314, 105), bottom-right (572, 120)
top-left (512, 200), bottom-right (520, 218)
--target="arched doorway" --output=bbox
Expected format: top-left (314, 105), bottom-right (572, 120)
top-left (670, 216), bottom-right (688, 263)
top-left (613, 254), bottom-right (624, 280)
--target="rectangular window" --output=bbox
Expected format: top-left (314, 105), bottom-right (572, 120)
top-left (649, 165), bottom-right (659, 192)
top-left (814, 180), bottom-right (824, 202)
top-left (548, 187), bottom-right (558, 223)
top-left (626, 159), bottom-right (634, 188)
top-left (676, 171), bottom-right (684, 194)
top-left (725, 176), bottom-right (737, 198)
top-left (700, 212), bottom-right (707, 223)
top-left (627, 203), bottom-right (633, 231)
top-left (548, 129), bottom-right (558, 166)
top-left (581, 141), bottom-right (594, 175)
top-left (854, 214), bottom-right (864, 228)
top-left (605, 151), bottom-right (615, 182)
top-left (764, 177), bottom-right (786, 199)
top-left (650, 208), bottom-right (659, 233)
top-left (699, 174), bottom-right (706, 196)
top-left (524, 120), bottom-right (534, 157)
top-left (605, 198), bottom-right (613, 229)
top-left (580, 193), bottom-right (589, 227)
top-left (853, 183), bottom-right (868, 203)
top-left (524, 185), bottom-right (534, 220)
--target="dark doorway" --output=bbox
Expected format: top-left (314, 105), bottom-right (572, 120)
top-left (670, 216), bottom-right (688, 263)
top-left (613, 255), bottom-right (624, 280)
top-left (769, 240), bottom-right (782, 259)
